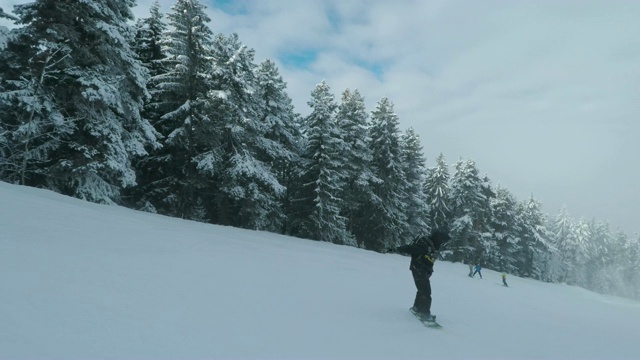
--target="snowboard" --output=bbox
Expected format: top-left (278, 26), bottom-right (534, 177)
top-left (410, 307), bottom-right (443, 329)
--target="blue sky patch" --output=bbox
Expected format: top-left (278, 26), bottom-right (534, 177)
top-left (279, 49), bottom-right (318, 69)
top-left (208, 0), bottom-right (248, 15)
top-left (354, 59), bottom-right (386, 80)
top-left (325, 4), bottom-right (341, 32)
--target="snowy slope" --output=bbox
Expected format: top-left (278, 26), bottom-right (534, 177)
top-left (1, 181), bottom-right (639, 359)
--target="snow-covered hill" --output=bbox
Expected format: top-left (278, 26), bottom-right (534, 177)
top-left (1, 181), bottom-right (639, 359)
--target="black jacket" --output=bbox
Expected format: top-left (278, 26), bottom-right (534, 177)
top-left (393, 236), bottom-right (438, 275)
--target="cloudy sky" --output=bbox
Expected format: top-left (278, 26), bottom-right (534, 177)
top-left (1, 0), bottom-right (639, 235)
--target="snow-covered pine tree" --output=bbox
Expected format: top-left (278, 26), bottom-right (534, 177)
top-left (3, 0), bottom-right (159, 203)
top-left (611, 232), bottom-right (638, 300)
top-left (547, 206), bottom-right (574, 282)
top-left (589, 224), bottom-right (629, 297)
top-left (586, 220), bottom-right (612, 285)
top-left (133, 1), bottom-right (167, 79)
top-left (400, 128), bottom-right (430, 240)
top-left (447, 158), bottom-right (488, 262)
top-left (291, 81), bottom-right (351, 245)
top-left (624, 234), bottom-right (640, 299)
top-left (515, 196), bottom-right (553, 280)
top-left (611, 230), bottom-right (637, 298)
top-left (335, 88), bottom-right (378, 245)
top-left (0, 8), bottom-right (14, 21)
top-left (255, 59), bottom-right (303, 233)
top-left (207, 33), bottom-right (284, 231)
top-left (554, 212), bottom-right (587, 284)
top-left (125, 0), bottom-right (168, 210)
top-left (0, 37), bottom-right (72, 186)
top-left (142, 0), bottom-right (216, 219)
top-left (477, 174), bottom-right (496, 264)
top-left (0, 25), bottom-right (9, 50)
top-left (566, 218), bottom-right (593, 286)
top-left (424, 153), bottom-right (450, 232)
top-left (488, 186), bottom-right (523, 275)
top-left (0, 7), bottom-right (17, 21)
top-left (363, 97), bottom-right (408, 251)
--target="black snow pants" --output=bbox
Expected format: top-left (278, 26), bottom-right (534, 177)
top-left (411, 268), bottom-right (432, 314)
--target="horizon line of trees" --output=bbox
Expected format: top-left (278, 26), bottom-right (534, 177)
top-left (0, 0), bottom-right (638, 300)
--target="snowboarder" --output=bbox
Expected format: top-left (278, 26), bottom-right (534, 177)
top-left (385, 229), bottom-right (450, 322)
top-left (472, 264), bottom-right (483, 279)
top-left (502, 272), bottom-right (508, 287)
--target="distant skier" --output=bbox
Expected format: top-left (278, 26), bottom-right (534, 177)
top-left (502, 272), bottom-right (508, 287)
top-left (472, 264), bottom-right (483, 279)
top-left (385, 229), bottom-right (450, 322)
top-left (467, 259), bottom-right (474, 278)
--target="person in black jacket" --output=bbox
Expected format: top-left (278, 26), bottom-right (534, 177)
top-left (387, 229), bottom-right (450, 321)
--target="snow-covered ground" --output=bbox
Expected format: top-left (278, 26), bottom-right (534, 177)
top-left (1, 181), bottom-right (639, 360)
